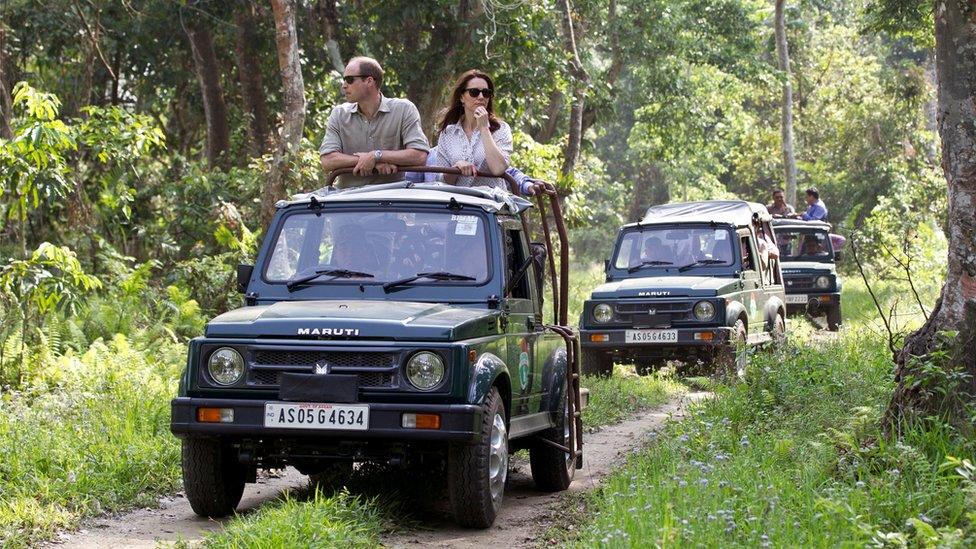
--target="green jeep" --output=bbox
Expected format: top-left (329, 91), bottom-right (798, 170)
top-left (170, 172), bottom-right (584, 528)
top-left (771, 219), bottom-right (843, 331)
top-left (579, 200), bottom-right (787, 377)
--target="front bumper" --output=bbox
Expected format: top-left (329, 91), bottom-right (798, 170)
top-left (171, 397), bottom-right (482, 443)
top-left (785, 292), bottom-right (840, 314)
top-left (579, 326), bottom-right (732, 350)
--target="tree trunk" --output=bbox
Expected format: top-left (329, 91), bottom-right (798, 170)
top-left (234, 5), bottom-right (271, 159)
top-left (261, 0), bottom-right (307, 227)
top-left (558, 0), bottom-right (589, 179)
top-left (628, 164), bottom-right (666, 222)
top-left (886, 0), bottom-right (976, 431)
top-left (0, 24), bottom-right (12, 140)
top-left (774, 0), bottom-right (798, 208)
top-left (184, 9), bottom-right (230, 169)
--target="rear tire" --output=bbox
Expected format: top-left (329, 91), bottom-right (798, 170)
top-left (448, 387), bottom-right (507, 528)
top-left (827, 305), bottom-right (842, 332)
top-left (530, 381), bottom-right (575, 491)
top-left (182, 438), bottom-right (246, 518)
top-left (580, 348), bottom-right (613, 377)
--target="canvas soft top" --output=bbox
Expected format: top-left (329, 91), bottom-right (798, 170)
top-left (633, 200), bottom-right (771, 228)
top-left (771, 218), bottom-right (832, 231)
top-left (277, 181), bottom-right (534, 215)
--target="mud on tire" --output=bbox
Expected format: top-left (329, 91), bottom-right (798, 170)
top-left (182, 438), bottom-right (246, 518)
top-left (448, 387), bottom-right (508, 528)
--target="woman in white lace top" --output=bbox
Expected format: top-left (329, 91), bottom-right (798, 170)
top-left (431, 70), bottom-right (512, 189)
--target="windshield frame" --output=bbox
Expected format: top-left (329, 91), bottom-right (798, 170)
top-left (775, 227), bottom-right (835, 263)
top-left (608, 222), bottom-right (739, 278)
top-left (259, 205), bottom-right (495, 290)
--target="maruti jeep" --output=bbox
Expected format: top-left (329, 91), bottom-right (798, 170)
top-left (771, 218), bottom-right (843, 331)
top-left (170, 175), bottom-right (584, 528)
top-left (579, 201), bottom-right (787, 377)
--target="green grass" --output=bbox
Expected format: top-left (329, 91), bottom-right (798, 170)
top-left (566, 279), bottom-right (975, 547)
top-left (583, 368), bottom-right (685, 429)
top-left (0, 335), bottom-right (184, 547)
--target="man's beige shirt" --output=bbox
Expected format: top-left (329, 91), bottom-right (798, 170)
top-left (319, 95), bottom-right (430, 188)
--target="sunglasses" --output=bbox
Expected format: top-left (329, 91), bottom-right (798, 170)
top-left (342, 75), bottom-right (370, 84)
top-left (465, 88), bottom-right (493, 98)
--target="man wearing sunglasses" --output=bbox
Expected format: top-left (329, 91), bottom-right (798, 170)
top-left (319, 56), bottom-right (429, 188)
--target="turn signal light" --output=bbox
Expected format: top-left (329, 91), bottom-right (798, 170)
top-left (402, 413), bottom-right (441, 430)
top-left (818, 295), bottom-right (831, 302)
top-left (197, 407), bottom-right (234, 423)
top-left (590, 334), bottom-right (610, 342)
top-left (694, 332), bottom-right (714, 341)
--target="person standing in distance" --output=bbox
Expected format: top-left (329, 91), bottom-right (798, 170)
top-left (319, 56), bottom-right (429, 188)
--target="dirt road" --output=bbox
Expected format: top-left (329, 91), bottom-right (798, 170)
top-left (52, 391), bottom-right (708, 548)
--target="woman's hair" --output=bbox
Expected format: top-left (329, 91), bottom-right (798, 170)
top-left (438, 69), bottom-right (501, 134)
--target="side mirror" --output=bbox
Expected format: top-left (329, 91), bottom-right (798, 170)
top-left (237, 264), bottom-right (254, 293)
top-left (834, 251), bottom-right (843, 262)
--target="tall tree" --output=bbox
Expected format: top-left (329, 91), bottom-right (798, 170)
top-left (558, 0), bottom-right (588, 179)
top-left (183, 4), bottom-right (230, 169)
top-left (888, 0), bottom-right (976, 428)
top-left (774, 0), bottom-right (798, 207)
top-left (234, 3), bottom-right (271, 158)
top-left (262, 0), bottom-right (306, 226)
top-left (0, 24), bottom-right (12, 140)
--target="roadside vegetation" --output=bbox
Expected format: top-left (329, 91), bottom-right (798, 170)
top-left (567, 279), bottom-right (975, 547)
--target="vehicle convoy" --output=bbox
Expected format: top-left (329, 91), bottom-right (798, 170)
top-left (170, 169), bottom-right (585, 528)
top-left (579, 200), bottom-right (787, 377)
top-left (771, 218), bottom-right (843, 331)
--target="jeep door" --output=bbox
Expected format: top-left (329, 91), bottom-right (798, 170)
top-left (737, 230), bottom-right (767, 335)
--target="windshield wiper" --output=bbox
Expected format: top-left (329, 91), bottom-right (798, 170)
top-left (286, 268), bottom-right (374, 291)
top-left (627, 260), bottom-right (673, 273)
top-left (677, 259), bottom-right (727, 272)
top-left (383, 271), bottom-right (476, 293)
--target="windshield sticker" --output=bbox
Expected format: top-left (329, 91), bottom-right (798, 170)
top-left (455, 219), bottom-right (478, 236)
top-left (715, 230), bottom-right (727, 240)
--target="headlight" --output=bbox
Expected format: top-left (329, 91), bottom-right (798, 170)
top-left (406, 351), bottom-right (445, 390)
top-left (815, 276), bottom-right (831, 289)
top-left (594, 303), bottom-right (613, 323)
top-left (694, 300), bottom-right (716, 321)
top-left (208, 347), bottom-right (244, 386)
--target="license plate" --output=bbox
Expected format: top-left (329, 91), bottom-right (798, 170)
top-left (264, 403), bottom-right (369, 431)
top-left (786, 294), bottom-right (808, 304)
top-left (625, 329), bottom-right (678, 343)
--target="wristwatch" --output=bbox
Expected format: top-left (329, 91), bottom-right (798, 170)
top-left (373, 150), bottom-right (383, 161)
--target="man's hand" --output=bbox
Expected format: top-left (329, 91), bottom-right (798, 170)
top-left (453, 160), bottom-right (478, 177)
top-left (524, 181), bottom-right (557, 196)
top-left (474, 106), bottom-right (490, 131)
top-left (375, 162), bottom-right (397, 175)
top-left (353, 151), bottom-right (378, 176)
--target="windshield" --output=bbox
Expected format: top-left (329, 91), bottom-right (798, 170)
top-left (613, 227), bottom-right (734, 271)
top-left (775, 229), bottom-right (833, 261)
top-left (264, 209), bottom-right (489, 285)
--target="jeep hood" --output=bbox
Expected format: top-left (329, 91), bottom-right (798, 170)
top-left (589, 276), bottom-right (738, 298)
top-left (205, 300), bottom-right (500, 341)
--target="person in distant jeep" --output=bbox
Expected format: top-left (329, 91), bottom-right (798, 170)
top-left (766, 188), bottom-right (795, 217)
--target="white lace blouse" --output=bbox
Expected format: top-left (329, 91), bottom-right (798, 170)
top-left (432, 121), bottom-right (513, 188)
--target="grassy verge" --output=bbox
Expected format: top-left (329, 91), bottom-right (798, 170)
top-left (568, 310), bottom-right (975, 545)
top-left (0, 335), bottom-right (184, 547)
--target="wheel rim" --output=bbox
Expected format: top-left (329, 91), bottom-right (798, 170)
top-left (489, 412), bottom-right (508, 505)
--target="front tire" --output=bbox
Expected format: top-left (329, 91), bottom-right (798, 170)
top-left (182, 438), bottom-right (246, 518)
top-left (530, 382), bottom-right (575, 491)
top-left (580, 348), bottom-right (613, 377)
top-left (827, 305), bottom-right (842, 332)
top-left (714, 319), bottom-right (748, 380)
top-left (448, 387), bottom-right (508, 528)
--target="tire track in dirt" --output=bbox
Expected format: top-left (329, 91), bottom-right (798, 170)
top-left (49, 391), bottom-right (709, 548)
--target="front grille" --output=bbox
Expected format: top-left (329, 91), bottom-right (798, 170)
top-left (785, 276), bottom-right (816, 290)
top-left (613, 300), bottom-right (694, 324)
top-left (246, 350), bottom-right (399, 388)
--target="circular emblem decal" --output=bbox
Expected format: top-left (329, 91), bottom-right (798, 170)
top-left (518, 351), bottom-right (530, 390)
